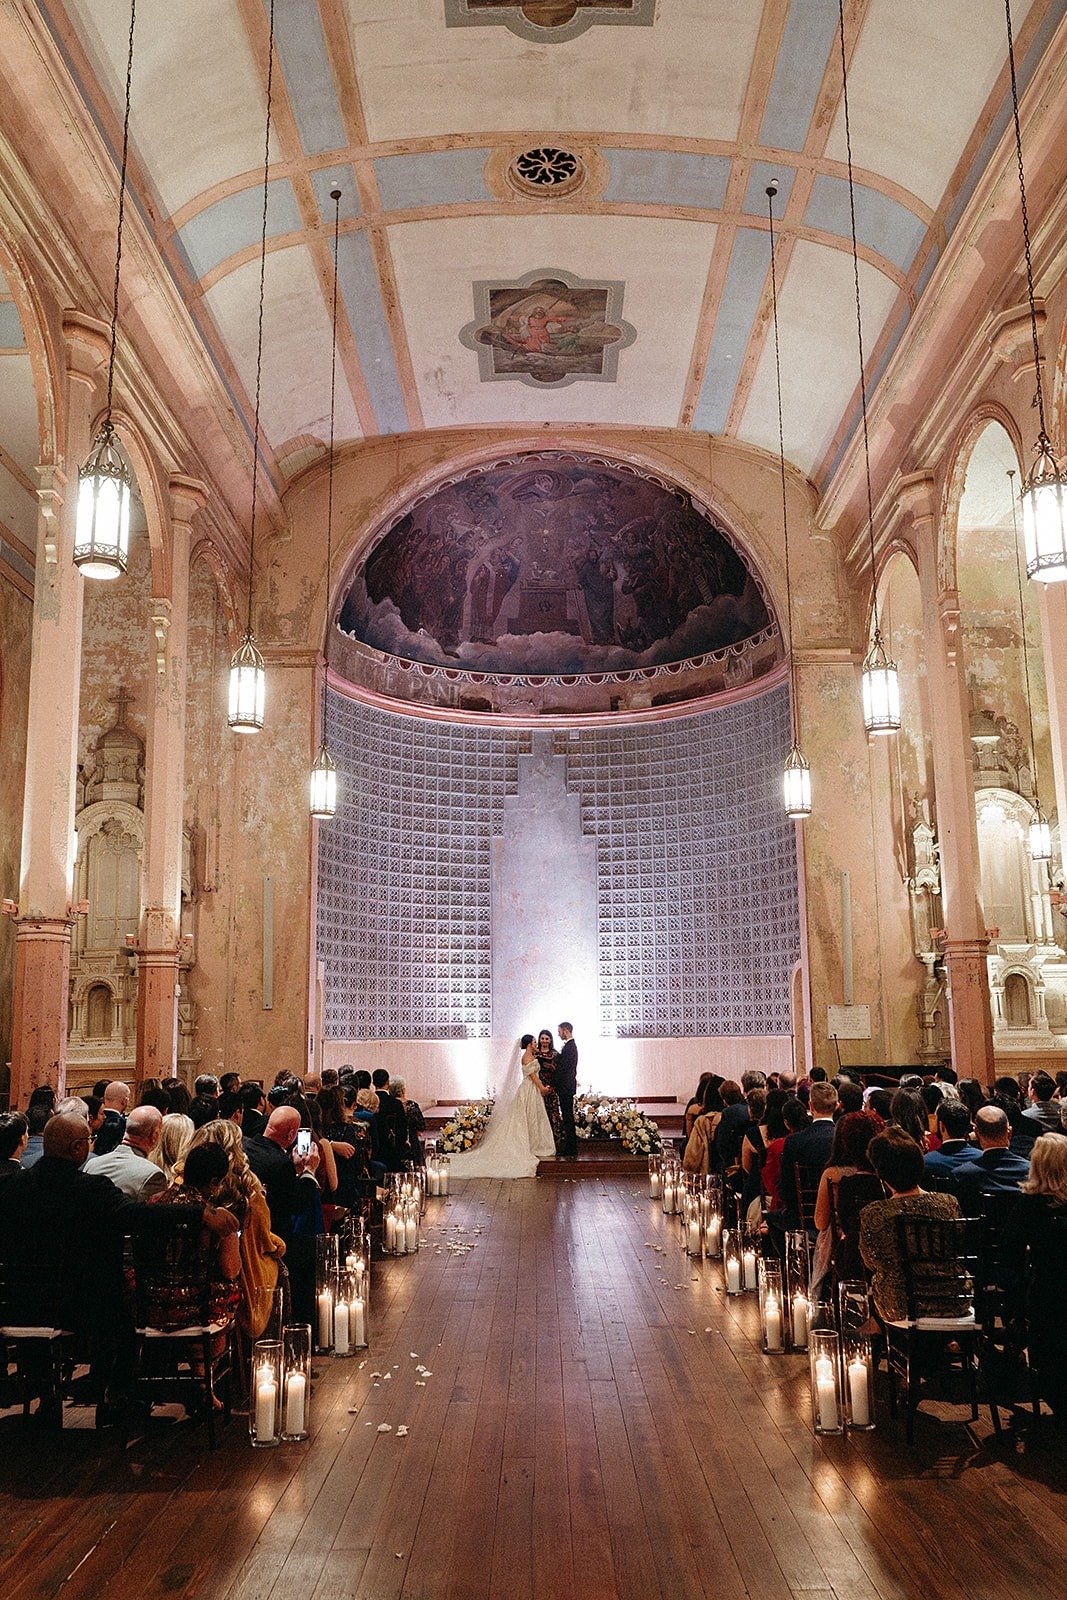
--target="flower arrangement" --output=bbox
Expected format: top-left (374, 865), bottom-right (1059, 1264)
top-left (574, 1092), bottom-right (662, 1155)
top-left (437, 1099), bottom-right (494, 1154)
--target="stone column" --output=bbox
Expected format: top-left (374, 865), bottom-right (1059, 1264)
top-left (135, 476), bottom-right (204, 1086)
top-left (907, 479), bottom-right (995, 1082)
top-left (9, 315), bottom-right (108, 1105)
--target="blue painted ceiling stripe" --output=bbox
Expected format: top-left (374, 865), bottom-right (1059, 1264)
top-left (804, 173), bottom-right (927, 275)
top-left (335, 232), bottom-right (408, 436)
top-left (374, 150), bottom-right (493, 212)
top-left (603, 149), bottom-right (730, 209)
top-left (759, 0), bottom-right (841, 153)
top-left (177, 179), bottom-right (303, 282)
top-left (266, 0), bottom-right (346, 156)
top-left (693, 227), bottom-right (772, 435)
top-left (0, 302), bottom-right (27, 346)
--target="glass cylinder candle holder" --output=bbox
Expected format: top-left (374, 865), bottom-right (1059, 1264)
top-left (809, 1328), bottom-right (844, 1435)
top-left (402, 1197), bottom-right (420, 1255)
top-left (344, 1234), bottom-right (371, 1313)
top-left (758, 1258), bottom-right (785, 1354)
top-left (661, 1167), bottom-right (679, 1216)
top-left (741, 1230), bottom-right (760, 1293)
top-left (843, 1331), bottom-right (875, 1431)
top-left (437, 1153), bottom-right (450, 1195)
top-left (250, 1340), bottom-right (283, 1447)
top-left (314, 1236), bottom-right (339, 1353)
top-left (281, 1323), bottom-right (311, 1441)
top-left (838, 1279), bottom-right (872, 1337)
top-left (648, 1152), bottom-right (663, 1201)
top-left (722, 1227), bottom-right (744, 1295)
top-left (383, 1202), bottom-right (402, 1256)
top-left (426, 1152), bottom-right (443, 1196)
top-left (683, 1193), bottom-right (703, 1257)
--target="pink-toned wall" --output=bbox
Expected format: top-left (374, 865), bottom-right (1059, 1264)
top-left (0, 573), bottom-right (32, 1079)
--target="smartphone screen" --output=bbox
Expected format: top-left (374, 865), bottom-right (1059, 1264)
top-left (295, 1129), bottom-right (312, 1157)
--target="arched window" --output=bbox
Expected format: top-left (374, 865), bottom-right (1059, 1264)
top-left (1003, 973), bottom-right (1032, 1029)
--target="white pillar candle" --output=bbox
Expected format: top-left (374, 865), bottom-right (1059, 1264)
top-left (385, 1212), bottom-right (397, 1252)
top-left (792, 1294), bottom-right (809, 1348)
top-left (405, 1215), bottom-right (418, 1253)
top-left (254, 1365), bottom-right (277, 1442)
top-left (688, 1219), bottom-right (701, 1255)
top-left (440, 1168), bottom-right (449, 1196)
top-left (345, 1253), bottom-right (358, 1272)
top-left (650, 1172), bottom-right (661, 1199)
top-left (334, 1299), bottom-right (350, 1356)
top-left (848, 1358), bottom-right (870, 1426)
top-left (284, 1372), bottom-right (306, 1435)
top-left (706, 1216), bottom-right (721, 1256)
top-left (428, 1167), bottom-right (440, 1196)
top-left (317, 1291), bottom-right (333, 1350)
top-left (726, 1258), bottom-right (741, 1294)
top-left (742, 1249), bottom-right (757, 1290)
top-left (815, 1356), bottom-right (838, 1431)
top-left (764, 1295), bottom-right (782, 1352)
top-left (353, 1296), bottom-right (365, 1348)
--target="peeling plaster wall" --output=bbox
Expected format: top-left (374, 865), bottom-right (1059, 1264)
top-left (78, 522), bottom-right (152, 762)
top-left (0, 574), bottom-right (32, 1078)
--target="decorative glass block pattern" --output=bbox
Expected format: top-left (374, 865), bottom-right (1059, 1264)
top-left (560, 684), bottom-right (800, 1037)
top-left (316, 687), bottom-right (799, 1040)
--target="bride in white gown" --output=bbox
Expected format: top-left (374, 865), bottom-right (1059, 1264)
top-left (448, 1034), bottom-right (557, 1178)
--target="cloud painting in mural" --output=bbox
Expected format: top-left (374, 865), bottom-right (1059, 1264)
top-left (337, 454), bottom-right (773, 678)
top-left (460, 270), bottom-right (637, 388)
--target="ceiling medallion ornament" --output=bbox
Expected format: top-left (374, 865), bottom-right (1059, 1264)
top-left (507, 146), bottom-right (586, 197)
top-left (444, 1), bottom-right (656, 45)
top-left (460, 267), bottom-right (636, 389)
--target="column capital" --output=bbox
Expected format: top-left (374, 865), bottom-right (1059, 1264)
top-left (989, 301), bottom-right (1046, 383)
top-left (139, 905), bottom-right (181, 951)
top-left (149, 597), bottom-right (172, 676)
top-left (168, 474), bottom-right (209, 527)
top-left (60, 312), bottom-right (110, 384)
top-left (894, 470), bottom-right (939, 528)
top-left (942, 936), bottom-right (991, 960)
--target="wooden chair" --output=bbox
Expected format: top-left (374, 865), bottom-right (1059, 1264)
top-left (793, 1162), bottom-right (824, 1235)
top-left (127, 1213), bottom-right (236, 1448)
top-left (886, 1214), bottom-right (1001, 1444)
top-left (0, 1261), bottom-right (75, 1428)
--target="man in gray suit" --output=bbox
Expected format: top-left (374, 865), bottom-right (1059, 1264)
top-left (84, 1105), bottom-right (167, 1201)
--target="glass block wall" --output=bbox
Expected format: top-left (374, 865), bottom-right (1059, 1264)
top-left (316, 686), bottom-right (799, 1039)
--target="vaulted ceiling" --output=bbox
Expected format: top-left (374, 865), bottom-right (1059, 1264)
top-left (3, 0), bottom-right (1062, 538)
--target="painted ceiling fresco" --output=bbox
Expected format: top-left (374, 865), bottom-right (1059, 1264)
top-left (337, 453), bottom-right (773, 677)
top-left (460, 269), bottom-right (635, 386)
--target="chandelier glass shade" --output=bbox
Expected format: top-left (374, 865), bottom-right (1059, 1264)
top-left (310, 741), bottom-right (338, 819)
top-left (1021, 440), bottom-right (1067, 582)
top-left (861, 631), bottom-right (901, 736)
top-left (74, 424), bottom-right (131, 579)
top-left (1029, 811), bottom-right (1053, 864)
top-left (782, 744), bottom-right (813, 820)
top-left (228, 631), bottom-right (266, 733)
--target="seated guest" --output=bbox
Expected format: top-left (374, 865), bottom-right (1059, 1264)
top-left (866, 1087), bottom-right (892, 1122)
top-left (1002, 1133), bottom-right (1067, 1415)
top-left (353, 1069), bottom-right (372, 1092)
top-left (319, 1086), bottom-right (374, 1203)
top-left (394, 1076), bottom-right (425, 1167)
top-left (239, 1081), bottom-right (268, 1138)
top-left (920, 1083), bottom-right (945, 1146)
top-left (371, 1069), bottom-right (410, 1171)
top-left (188, 1094), bottom-right (221, 1130)
top-left (952, 1105), bottom-right (1030, 1213)
top-left (741, 1089), bottom-right (785, 1211)
top-left (20, 1103), bottom-right (52, 1168)
top-left (217, 1090), bottom-right (244, 1126)
top-left (0, 1113), bottom-right (235, 1410)
top-left (137, 1077), bottom-right (163, 1105)
top-left (163, 1078), bottom-right (192, 1116)
top-left (1023, 1071), bottom-right (1061, 1133)
top-left (761, 1097), bottom-right (808, 1211)
top-left (888, 1088), bottom-right (929, 1150)
top-left (860, 1127), bottom-right (961, 1321)
top-left (321, 1067), bottom-right (339, 1090)
top-left (85, 1105), bottom-right (167, 1200)
top-left (683, 1073), bottom-right (714, 1138)
top-left (811, 1110), bottom-right (883, 1295)
top-left (219, 1071), bottom-right (241, 1096)
top-left (150, 1112), bottom-right (194, 1184)
top-left (957, 1078), bottom-right (987, 1120)
top-left (152, 1143), bottom-right (242, 1334)
top-left (777, 1080), bottom-right (838, 1228)
top-left (0, 1111), bottom-right (29, 1184)
top-left (835, 1079), bottom-right (865, 1115)
top-left (194, 1073), bottom-right (220, 1103)
top-left (93, 1080), bottom-right (132, 1156)
top-left (683, 1081), bottom-right (734, 1174)
top-left (243, 1107), bottom-right (320, 1319)
top-left (924, 1100), bottom-right (974, 1180)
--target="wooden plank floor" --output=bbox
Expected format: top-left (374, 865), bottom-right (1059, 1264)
top-left (2, 1177), bottom-right (1066, 1600)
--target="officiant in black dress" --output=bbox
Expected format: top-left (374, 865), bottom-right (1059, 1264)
top-left (536, 1030), bottom-right (564, 1154)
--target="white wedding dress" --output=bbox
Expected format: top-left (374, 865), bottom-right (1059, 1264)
top-left (448, 1050), bottom-right (557, 1178)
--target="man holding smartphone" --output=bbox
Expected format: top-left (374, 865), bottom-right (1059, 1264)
top-left (243, 1106), bottom-right (320, 1321)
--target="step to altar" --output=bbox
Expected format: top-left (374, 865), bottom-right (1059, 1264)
top-left (537, 1140), bottom-right (650, 1179)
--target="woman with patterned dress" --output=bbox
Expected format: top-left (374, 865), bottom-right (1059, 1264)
top-left (537, 1029), bottom-right (564, 1154)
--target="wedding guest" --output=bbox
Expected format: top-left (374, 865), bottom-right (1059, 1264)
top-left (1002, 1133), bottom-right (1067, 1415)
top-left (535, 1031), bottom-right (563, 1154)
top-left (93, 1081), bottom-right (132, 1156)
top-left (243, 1106), bottom-right (320, 1321)
top-left (319, 1085), bottom-right (374, 1203)
top-left (811, 1111), bottom-right (882, 1296)
top-left (951, 1106), bottom-right (1030, 1212)
top-left (194, 1074), bottom-right (220, 1103)
top-left (239, 1081), bottom-right (268, 1137)
top-left (888, 1088), bottom-right (929, 1150)
top-left (957, 1078), bottom-right (987, 1120)
top-left (683, 1080), bottom-right (738, 1174)
top-left (163, 1078), bottom-right (192, 1115)
top-left (20, 1103), bottom-right (51, 1168)
top-left (152, 1143), bottom-right (242, 1335)
top-left (683, 1074), bottom-right (714, 1138)
top-left (713, 1080), bottom-right (750, 1174)
top-left (150, 1112), bottom-right (195, 1184)
top-left (188, 1094), bottom-right (221, 1130)
top-left (923, 1100), bottom-right (974, 1181)
top-left (84, 1105), bottom-right (167, 1201)
top-left (860, 1127), bottom-right (961, 1321)
top-left (737, 1086), bottom-right (769, 1213)
top-left (1023, 1071), bottom-right (1061, 1133)
top-left (220, 1072), bottom-right (241, 1096)
top-left (136, 1077), bottom-right (163, 1105)
top-left (0, 1111), bottom-right (28, 1184)
top-left (761, 1097), bottom-right (808, 1212)
top-left (777, 1080), bottom-right (838, 1228)
top-left (835, 1077), bottom-right (865, 1115)
top-left (371, 1069), bottom-right (409, 1171)
top-left (392, 1077), bottom-right (426, 1166)
top-left (866, 1087), bottom-right (892, 1121)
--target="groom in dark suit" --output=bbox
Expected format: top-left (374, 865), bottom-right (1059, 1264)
top-left (556, 1022), bottom-right (579, 1159)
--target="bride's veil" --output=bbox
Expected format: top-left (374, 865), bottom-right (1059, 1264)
top-left (484, 1038), bottom-right (525, 1123)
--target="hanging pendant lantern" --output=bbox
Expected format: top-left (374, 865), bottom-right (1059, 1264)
top-left (75, 423), bottom-right (132, 579)
top-left (1029, 810), bottom-right (1053, 864)
top-left (228, 631), bottom-right (266, 733)
top-left (783, 744), bottom-right (812, 819)
top-left (310, 741), bottom-right (338, 819)
top-left (1021, 438), bottom-right (1067, 583)
top-left (861, 630), bottom-right (901, 736)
